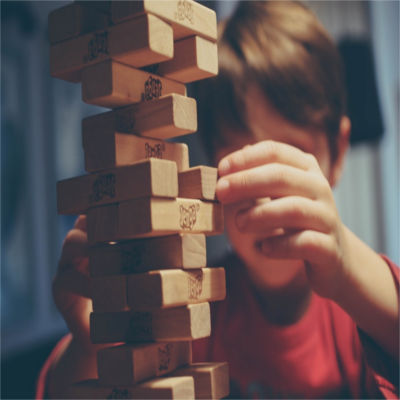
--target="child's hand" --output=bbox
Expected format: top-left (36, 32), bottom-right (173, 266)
top-left (216, 140), bottom-right (348, 300)
top-left (53, 215), bottom-right (94, 351)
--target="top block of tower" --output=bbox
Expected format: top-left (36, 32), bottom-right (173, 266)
top-left (111, 0), bottom-right (217, 42)
top-left (50, 14), bottom-right (174, 82)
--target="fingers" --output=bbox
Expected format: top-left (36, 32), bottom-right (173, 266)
top-left (74, 214), bottom-right (87, 232)
top-left (58, 228), bottom-right (88, 273)
top-left (55, 218), bottom-right (90, 297)
top-left (216, 163), bottom-right (327, 204)
top-left (53, 260), bottom-right (92, 298)
top-left (260, 230), bottom-right (337, 265)
top-left (218, 140), bottom-right (319, 177)
top-left (236, 196), bottom-right (334, 234)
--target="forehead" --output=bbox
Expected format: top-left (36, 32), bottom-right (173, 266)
top-left (217, 87), bottom-right (328, 160)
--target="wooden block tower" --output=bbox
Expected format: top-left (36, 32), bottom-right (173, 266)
top-left (49, 1), bottom-right (229, 399)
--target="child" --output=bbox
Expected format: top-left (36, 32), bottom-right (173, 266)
top-left (38, 1), bottom-right (399, 399)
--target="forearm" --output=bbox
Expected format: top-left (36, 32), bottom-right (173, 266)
top-left (47, 336), bottom-right (98, 399)
top-left (333, 225), bottom-right (399, 358)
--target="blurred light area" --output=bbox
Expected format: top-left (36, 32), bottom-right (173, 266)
top-left (370, 0), bottom-right (399, 264)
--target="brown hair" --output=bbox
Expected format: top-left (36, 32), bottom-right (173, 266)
top-left (196, 0), bottom-right (347, 162)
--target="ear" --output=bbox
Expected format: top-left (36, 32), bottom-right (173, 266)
top-left (329, 116), bottom-right (351, 187)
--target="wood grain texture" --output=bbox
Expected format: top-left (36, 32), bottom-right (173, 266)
top-left (57, 159), bottom-right (178, 215)
top-left (50, 14), bottom-right (173, 82)
top-left (91, 268), bottom-right (226, 311)
top-left (90, 303), bottom-right (211, 343)
top-left (83, 131), bottom-right (189, 173)
top-left (179, 166), bottom-right (217, 200)
top-left (111, 0), bottom-right (217, 41)
top-left (48, 2), bottom-right (110, 44)
top-left (127, 268), bottom-right (226, 310)
top-left (89, 234), bottom-right (206, 277)
top-left (82, 94), bottom-right (197, 139)
top-left (87, 197), bottom-right (224, 244)
top-left (65, 377), bottom-right (194, 400)
top-left (81, 60), bottom-right (186, 108)
top-left (97, 342), bottom-right (191, 385)
top-left (171, 362), bottom-right (230, 399)
top-left (156, 36), bottom-right (218, 83)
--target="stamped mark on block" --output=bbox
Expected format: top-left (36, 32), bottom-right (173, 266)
top-left (141, 76), bottom-right (162, 101)
top-left (145, 142), bottom-right (166, 159)
top-left (84, 31), bottom-right (109, 63)
top-left (107, 388), bottom-right (130, 399)
top-left (158, 343), bottom-right (172, 372)
top-left (179, 203), bottom-right (200, 230)
top-left (89, 173), bottom-right (116, 203)
top-left (174, 0), bottom-right (194, 24)
top-left (187, 271), bottom-right (203, 299)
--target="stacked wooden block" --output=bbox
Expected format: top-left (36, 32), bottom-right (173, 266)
top-left (50, 1), bottom-right (229, 399)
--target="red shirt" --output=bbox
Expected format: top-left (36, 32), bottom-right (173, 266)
top-left (193, 253), bottom-right (399, 399)
top-left (37, 254), bottom-right (399, 399)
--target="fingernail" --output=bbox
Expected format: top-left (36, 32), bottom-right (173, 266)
top-left (261, 241), bottom-right (272, 254)
top-left (216, 178), bottom-right (230, 197)
top-left (218, 159), bottom-right (230, 176)
top-left (236, 212), bottom-right (248, 229)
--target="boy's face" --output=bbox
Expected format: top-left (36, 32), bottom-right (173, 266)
top-left (215, 88), bottom-right (335, 290)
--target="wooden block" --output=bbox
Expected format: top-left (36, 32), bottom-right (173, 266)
top-left (65, 377), bottom-right (194, 400)
top-left (111, 0), bottom-right (217, 42)
top-left (171, 362), bottom-right (230, 399)
top-left (90, 303), bottom-right (211, 343)
top-left (50, 14), bottom-right (173, 82)
top-left (82, 60), bottom-right (186, 108)
top-left (89, 234), bottom-right (206, 277)
top-left (57, 159), bottom-right (177, 215)
top-left (127, 268), bottom-right (226, 310)
top-left (82, 94), bottom-right (197, 140)
top-left (97, 342), bottom-right (191, 385)
top-left (91, 275), bottom-right (128, 312)
top-left (87, 198), bottom-right (224, 244)
top-left (91, 267), bottom-right (226, 311)
top-left (155, 36), bottom-right (218, 83)
top-left (179, 166), bottom-right (217, 201)
top-left (83, 131), bottom-right (189, 173)
top-left (48, 2), bottom-right (110, 44)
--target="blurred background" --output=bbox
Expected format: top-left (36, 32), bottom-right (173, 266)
top-left (1, 1), bottom-right (399, 398)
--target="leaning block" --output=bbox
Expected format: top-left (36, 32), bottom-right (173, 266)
top-left (127, 268), bottom-right (226, 310)
top-left (171, 362), bottom-right (230, 400)
top-left (57, 159), bottom-right (178, 215)
top-left (82, 94), bottom-right (197, 140)
top-left (87, 198), bottom-right (224, 243)
top-left (82, 60), bottom-right (186, 108)
top-left (97, 342), bottom-right (191, 385)
top-left (155, 36), bottom-right (218, 83)
top-left (91, 268), bottom-right (226, 311)
top-left (179, 166), bottom-right (217, 201)
top-left (111, 0), bottom-right (217, 42)
top-left (65, 377), bottom-right (194, 400)
top-left (50, 14), bottom-right (173, 82)
top-left (48, 2), bottom-right (110, 44)
top-left (83, 131), bottom-right (189, 173)
top-left (90, 303), bottom-right (211, 343)
top-left (89, 234), bottom-right (206, 277)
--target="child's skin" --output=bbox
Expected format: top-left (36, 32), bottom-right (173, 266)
top-left (47, 87), bottom-right (399, 397)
